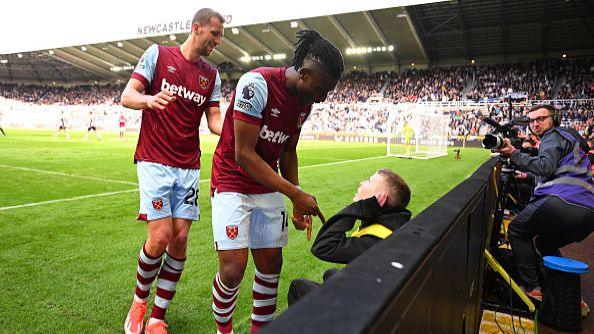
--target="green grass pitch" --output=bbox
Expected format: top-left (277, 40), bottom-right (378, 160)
top-left (0, 129), bottom-right (490, 333)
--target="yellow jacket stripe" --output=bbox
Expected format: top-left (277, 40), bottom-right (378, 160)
top-left (351, 224), bottom-right (393, 239)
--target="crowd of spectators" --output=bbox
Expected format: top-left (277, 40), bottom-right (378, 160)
top-left (326, 71), bottom-right (388, 103)
top-left (466, 60), bottom-right (560, 101)
top-left (447, 100), bottom-right (594, 139)
top-left (1, 83), bottom-right (46, 103)
top-left (558, 58), bottom-right (594, 99)
top-left (0, 83), bottom-right (124, 105)
top-left (302, 103), bottom-right (388, 134)
top-left (301, 100), bottom-right (593, 139)
top-left (449, 109), bottom-right (486, 138)
top-left (558, 100), bottom-right (594, 137)
top-left (2, 58), bottom-right (592, 105)
top-left (218, 59), bottom-right (592, 104)
top-left (220, 79), bottom-right (237, 105)
top-left (1, 58), bottom-right (592, 139)
top-left (384, 66), bottom-right (467, 102)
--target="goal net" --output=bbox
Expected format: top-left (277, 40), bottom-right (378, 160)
top-left (386, 103), bottom-right (449, 159)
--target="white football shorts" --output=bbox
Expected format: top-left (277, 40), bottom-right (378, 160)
top-left (137, 161), bottom-right (200, 221)
top-left (211, 191), bottom-right (288, 250)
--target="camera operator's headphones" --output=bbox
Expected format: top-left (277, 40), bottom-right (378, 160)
top-left (545, 105), bottom-right (561, 126)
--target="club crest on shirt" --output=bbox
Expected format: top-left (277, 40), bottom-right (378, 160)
top-left (199, 75), bottom-right (209, 90)
top-left (242, 83), bottom-right (256, 100)
top-left (226, 225), bottom-right (239, 240)
top-left (297, 112), bottom-right (308, 128)
top-left (271, 108), bottom-right (281, 118)
top-left (152, 199), bottom-right (163, 211)
top-left (137, 55), bottom-right (146, 70)
top-left (167, 65), bottom-right (176, 74)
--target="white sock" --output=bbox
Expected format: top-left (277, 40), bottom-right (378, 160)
top-left (133, 295), bottom-right (147, 304)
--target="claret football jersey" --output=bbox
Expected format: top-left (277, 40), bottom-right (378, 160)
top-left (131, 44), bottom-right (221, 169)
top-left (211, 67), bottom-right (311, 195)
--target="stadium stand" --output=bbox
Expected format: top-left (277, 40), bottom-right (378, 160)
top-left (558, 58), bottom-right (594, 99)
top-left (1, 58), bottom-right (593, 139)
top-left (220, 79), bottom-right (237, 105)
top-left (0, 83), bottom-right (124, 105)
top-left (326, 71), bottom-right (389, 103)
top-left (383, 66), bottom-right (467, 102)
top-left (466, 60), bottom-right (559, 101)
top-left (4, 58), bottom-right (591, 105)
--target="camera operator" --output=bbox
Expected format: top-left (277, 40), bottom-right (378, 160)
top-left (494, 104), bottom-right (594, 301)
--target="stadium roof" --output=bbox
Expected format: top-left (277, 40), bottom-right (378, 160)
top-left (410, 0), bottom-right (594, 63)
top-left (1, 0), bottom-right (593, 83)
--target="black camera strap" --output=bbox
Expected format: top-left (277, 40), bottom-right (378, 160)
top-left (558, 127), bottom-right (590, 154)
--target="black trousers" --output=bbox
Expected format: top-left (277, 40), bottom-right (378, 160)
top-left (507, 196), bottom-right (594, 290)
top-left (288, 268), bottom-right (340, 307)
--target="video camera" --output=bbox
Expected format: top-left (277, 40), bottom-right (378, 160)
top-left (481, 116), bottom-right (536, 210)
top-left (481, 116), bottom-right (529, 150)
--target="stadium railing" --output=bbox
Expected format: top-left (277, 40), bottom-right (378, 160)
top-left (261, 158), bottom-right (499, 334)
top-left (417, 98), bottom-right (593, 108)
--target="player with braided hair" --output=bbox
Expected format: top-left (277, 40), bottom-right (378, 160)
top-left (210, 29), bottom-right (344, 334)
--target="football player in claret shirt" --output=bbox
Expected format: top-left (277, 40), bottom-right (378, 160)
top-left (210, 29), bottom-right (344, 334)
top-left (120, 8), bottom-right (224, 334)
top-left (119, 112), bottom-right (127, 140)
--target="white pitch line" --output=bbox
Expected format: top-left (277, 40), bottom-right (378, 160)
top-left (298, 155), bottom-right (389, 169)
top-left (300, 155), bottom-right (347, 161)
top-left (0, 164), bottom-right (138, 186)
top-left (0, 156), bottom-right (386, 211)
top-left (0, 154), bottom-right (386, 187)
top-left (0, 189), bottom-right (139, 212)
top-left (297, 145), bottom-right (383, 151)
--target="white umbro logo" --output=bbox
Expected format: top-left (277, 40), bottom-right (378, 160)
top-left (271, 108), bottom-right (281, 118)
top-left (167, 65), bottom-right (176, 74)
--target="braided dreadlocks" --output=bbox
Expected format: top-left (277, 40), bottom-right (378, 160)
top-left (291, 29), bottom-right (344, 80)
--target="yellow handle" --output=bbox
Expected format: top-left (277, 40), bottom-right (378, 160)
top-left (484, 249), bottom-right (536, 312)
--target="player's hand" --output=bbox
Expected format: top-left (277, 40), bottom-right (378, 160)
top-left (292, 212), bottom-right (313, 240)
top-left (146, 89), bottom-right (176, 110)
top-left (290, 189), bottom-right (326, 224)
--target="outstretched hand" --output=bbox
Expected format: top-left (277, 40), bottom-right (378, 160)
top-left (290, 189), bottom-right (326, 241)
top-left (290, 189), bottom-right (325, 224)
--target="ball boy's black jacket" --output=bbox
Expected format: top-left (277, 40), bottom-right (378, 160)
top-left (311, 196), bottom-right (412, 264)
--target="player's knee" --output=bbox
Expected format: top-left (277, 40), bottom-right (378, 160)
top-left (148, 230), bottom-right (173, 251)
top-left (170, 232), bottom-right (189, 250)
top-left (268, 256), bottom-right (283, 273)
top-left (219, 263), bottom-right (246, 287)
top-left (257, 253), bottom-right (283, 273)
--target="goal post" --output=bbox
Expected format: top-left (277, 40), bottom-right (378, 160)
top-left (386, 103), bottom-right (449, 159)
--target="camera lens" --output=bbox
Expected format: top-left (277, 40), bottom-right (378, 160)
top-left (482, 134), bottom-right (504, 149)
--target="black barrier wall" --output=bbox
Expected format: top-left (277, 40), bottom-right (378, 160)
top-left (261, 158), bottom-right (499, 334)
